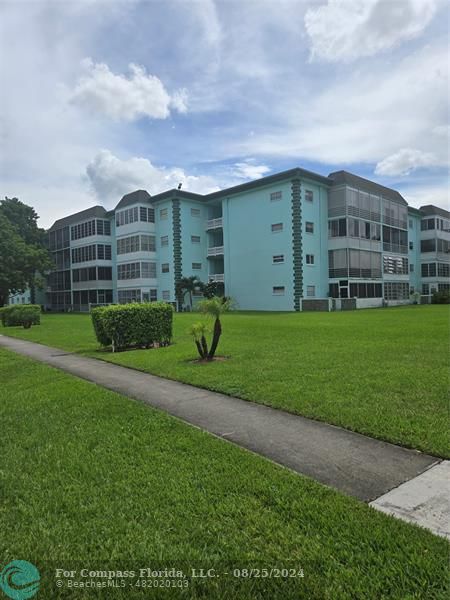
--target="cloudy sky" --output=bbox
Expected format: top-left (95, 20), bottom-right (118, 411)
top-left (1, 0), bottom-right (448, 228)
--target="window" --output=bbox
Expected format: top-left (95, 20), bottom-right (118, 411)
top-left (191, 235), bottom-right (201, 244)
top-left (348, 218), bottom-right (381, 241)
top-left (71, 219), bottom-right (96, 240)
top-left (272, 255), bottom-right (284, 264)
top-left (383, 225), bottom-right (408, 254)
top-left (140, 206), bottom-right (155, 223)
top-left (142, 289), bottom-right (157, 302)
top-left (270, 191), bottom-right (282, 202)
top-left (328, 218), bottom-right (347, 237)
top-left (118, 262), bottom-right (140, 280)
top-left (161, 263), bottom-right (170, 273)
top-left (421, 239), bottom-right (435, 253)
top-left (383, 199), bottom-right (407, 229)
top-left (96, 220), bottom-right (111, 236)
top-left (328, 249), bottom-right (348, 278)
top-left (72, 244), bottom-right (96, 263)
top-left (422, 284), bottom-right (429, 295)
top-left (118, 289), bottom-right (141, 304)
top-left (348, 283), bottom-right (382, 298)
top-left (305, 190), bottom-right (313, 202)
top-left (140, 235), bottom-right (156, 252)
top-left (437, 239), bottom-right (450, 253)
top-left (72, 267), bottom-right (97, 282)
top-left (271, 223), bottom-right (283, 233)
top-left (115, 207), bottom-right (139, 227)
top-left (306, 254), bottom-right (314, 265)
top-left (409, 241), bottom-right (414, 250)
top-left (409, 219), bottom-right (413, 228)
top-left (96, 244), bottom-right (111, 260)
top-left (117, 235), bottom-right (139, 254)
top-left (141, 262), bottom-right (157, 278)
top-left (305, 221), bottom-right (314, 234)
top-left (192, 262), bottom-right (202, 270)
top-left (438, 263), bottom-right (450, 278)
top-left (421, 263), bottom-right (436, 277)
top-left (384, 282), bottom-right (409, 300)
top-left (162, 290), bottom-right (170, 301)
top-left (421, 218), bottom-right (435, 231)
top-left (160, 208), bottom-right (168, 220)
top-left (383, 255), bottom-right (408, 275)
top-left (191, 208), bottom-right (201, 217)
top-left (97, 267), bottom-right (112, 280)
top-left (272, 286), bottom-right (285, 295)
top-left (306, 285), bottom-right (315, 297)
top-left (161, 235), bottom-right (169, 247)
top-left (97, 289), bottom-right (113, 304)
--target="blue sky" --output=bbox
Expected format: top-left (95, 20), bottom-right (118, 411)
top-left (1, 0), bottom-right (448, 227)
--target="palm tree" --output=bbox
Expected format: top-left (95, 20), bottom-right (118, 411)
top-left (197, 296), bottom-right (232, 360)
top-left (175, 276), bottom-right (204, 310)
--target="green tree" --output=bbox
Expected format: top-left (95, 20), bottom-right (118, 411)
top-left (189, 296), bottom-right (233, 360)
top-left (0, 198), bottom-right (52, 306)
top-left (176, 276), bottom-right (204, 309)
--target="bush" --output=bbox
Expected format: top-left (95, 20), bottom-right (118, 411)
top-left (90, 306), bottom-right (111, 346)
top-left (431, 290), bottom-right (450, 304)
top-left (0, 305), bottom-right (41, 328)
top-left (91, 302), bottom-right (173, 351)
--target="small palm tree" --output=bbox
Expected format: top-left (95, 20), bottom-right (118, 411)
top-left (194, 296), bottom-right (232, 360)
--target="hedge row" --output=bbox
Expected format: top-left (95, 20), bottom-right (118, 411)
top-left (432, 290), bottom-right (450, 304)
top-left (91, 302), bottom-right (173, 351)
top-left (0, 305), bottom-right (41, 328)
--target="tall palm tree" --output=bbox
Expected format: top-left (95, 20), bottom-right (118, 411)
top-left (175, 276), bottom-right (204, 309)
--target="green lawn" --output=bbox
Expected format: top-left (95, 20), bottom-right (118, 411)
top-left (0, 348), bottom-right (448, 599)
top-left (2, 305), bottom-right (448, 457)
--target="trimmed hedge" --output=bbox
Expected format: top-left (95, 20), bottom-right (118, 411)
top-left (432, 290), bottom-right (450, 304)
top-left (0, 305), bottom-right (41, 328)
top-left (91, 302), bottom-right (173, 351)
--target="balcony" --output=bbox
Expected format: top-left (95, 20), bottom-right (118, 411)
top-left (209, 273), bottom-right (224, 283)
top-left (206, 217), bottom-right (223, 230)
top-left (207, 246), bottom-right (224, 257)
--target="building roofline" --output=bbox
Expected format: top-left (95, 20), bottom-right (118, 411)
top-left (114, 189), bottom-right (152, 210)
top-left (328, 170), bottom-right (408, 205)
top-left (48, 205), bottom-right (108, 231)
top-left (407, 206), bottom-right (422, 216)
top-left (149, 189), bottom-right (207, 204)
top-left (419, 204), bottom-right (450, 219)
top-left (205, 167), bottom-right (332, 201)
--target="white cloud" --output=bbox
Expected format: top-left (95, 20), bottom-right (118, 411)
top-left (86, 150), bottom-right (220, 203)
top-left (433, 125), bottom-right (450, 137)
top-left (169, 88), bottom-right (188, 113)
top-left (398, 181), bottom-right (449, 210)
top-left (238, 41), bottom-right (449, 167)
top-left (233, 160), bottom-right (271, 179)
top-left (304, 0), bottom-right (437, 62)
top-left (375, 148), bottom-right (438, 176)
top-left (70, 59), bottom-right (188, 121)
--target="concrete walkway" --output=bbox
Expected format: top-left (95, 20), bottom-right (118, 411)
top-left (370, 460), bottom-right (450, 540)
top-left (0, 335), bottom-right (444, 535)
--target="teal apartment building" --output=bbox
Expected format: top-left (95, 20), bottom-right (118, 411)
top-left (11, 168), bottom-right (448, 312)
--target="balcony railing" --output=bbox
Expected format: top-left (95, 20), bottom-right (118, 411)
top-left (209, 274), bottom-right (224, 282)
top-left (206, 217), bottom-right (223, 230)
top-left (207, 246), bottom-right (224, 257)
top-left (383, 242), bottom-right (408, 254)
